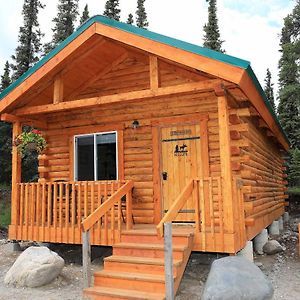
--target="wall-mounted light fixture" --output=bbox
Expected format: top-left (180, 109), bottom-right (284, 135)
top-left (132, 120), bottom-right (140, 129)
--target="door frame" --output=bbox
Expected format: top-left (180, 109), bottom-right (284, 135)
top-left (151, 113), bottom-right (209, 224)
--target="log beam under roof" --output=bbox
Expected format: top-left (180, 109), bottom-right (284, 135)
top-left (0, 113), bottom-right (47, 129)
top-left (14, 79), bottom-right (221, 116)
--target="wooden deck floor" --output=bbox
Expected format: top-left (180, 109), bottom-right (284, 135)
top-left (9, 223), bottom-right (195, 247)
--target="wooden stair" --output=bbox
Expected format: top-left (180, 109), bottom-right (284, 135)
top-left (84, 226), bottom-right (194, 299)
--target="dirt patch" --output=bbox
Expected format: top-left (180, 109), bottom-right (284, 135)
top-left (177, 213), bottom-right (300, 299)
top-left (0, 228), bottom-right (7, 240)
top-left (0, 216), bottom-right (299, 300)
top-left (255, 214), bottom-right (300, 300)
top-left (0, 240), bottom-right (110, 300)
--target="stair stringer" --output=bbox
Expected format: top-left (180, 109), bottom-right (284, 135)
top-left (174, 233), bottom-right (194, 294)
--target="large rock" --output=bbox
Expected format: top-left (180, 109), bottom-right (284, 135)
top-left (263, 240), bottom-right (284, 255)
top-left (201, 256), bottom-right (273, 300)
top-left (4, 246), bottom-right (64, 287)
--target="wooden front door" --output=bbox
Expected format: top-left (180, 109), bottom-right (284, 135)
top-left (161, 123), bottom-right (201, 222)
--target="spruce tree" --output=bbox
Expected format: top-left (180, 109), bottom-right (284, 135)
top-left (0, 120), bottom-right (12, 183)
top-left (278, 2), bottom-right (300, 190)
top-left (203, 0), bottom-right (224, 52)
top-left (80, 4), bottom-right (90, 25)
top-left (103, 0), bottom-right (121, 21)
top-left (278, 10), bottom-right (300, 149)
top-left (127, 13), bottom-right (134, 25)
top-left (11, 0), bottom-right (44, 80)
top-left (45, 0), bottom-right (79, 52)
top-left (136, 0), bottom-right (149, 29)
top-left (263, 68), bottom-right (276, 111)
top-left (288, 149), bottom-right (300, 187)
top-left (0, 63), bottom-right (12, 183)
top-left (1, 62), bottom-right (12, 91)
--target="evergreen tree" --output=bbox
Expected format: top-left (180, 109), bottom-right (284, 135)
top-left (277, 9), bottom-right (300, 149)
top-left (203, 0), bottom-right (224, 52)
top-left (80, 4), bottom-right (90, 25)
top-left (127, 13), bottom-right (134, 25)
top-left (278, 1), bottom-right (300, 189)
top-left (288, 148), bottom-right (300, 187)
top-left (45, 0), bottom-right (79, 52)
top-left (136, 0), bottom-right (149, 29)
top-left (11, 0), bottom-right (44, 80)
top-left (263, 68), bottom-right (276, 111)
top-left (0, 63), bottom-right (12, 183)
top-left (103, 0), bottom-right (120, 21)
top-left (0, 121), bottom-right (12, 184)
top-left (1, 62), bottom-right (12, 91)
top-left (0, 62), bottom-right (38, 183)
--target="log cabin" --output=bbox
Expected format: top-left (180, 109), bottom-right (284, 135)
top-left (0, 16), bottom-right (289, 299)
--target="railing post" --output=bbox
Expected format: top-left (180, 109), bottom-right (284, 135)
top-left (82, 229), bottom-right (91, 288)
top-left (164, 222), bottom-right (174, 300)
top-left (193, 180), bottom-right (200, 232)
top-left (126, 189), bottom-right (133, 230)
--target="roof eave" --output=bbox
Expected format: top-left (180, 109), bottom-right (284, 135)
top-left (240, 66), bottom-right (289, 151)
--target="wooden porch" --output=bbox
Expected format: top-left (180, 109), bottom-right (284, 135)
top-left (9, 176), bottom-right (248, 254)
top-left (9, 180), bottom-right (134, 245)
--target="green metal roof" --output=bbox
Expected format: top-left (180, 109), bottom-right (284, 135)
top-left (0, 15), bottom-right (289, 146)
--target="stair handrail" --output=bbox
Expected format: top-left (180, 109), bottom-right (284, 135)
top-left (81, 180), bottom-right (134, 288)
top-left (156, 179), bottom-right (194, 237)
top-left (81, 180), bottom-right (134, 232)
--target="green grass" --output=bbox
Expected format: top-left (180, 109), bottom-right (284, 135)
top-left (288, 186), bottom-right (300, 195)
top-left (0, 184), bottom-right (11, 228)
top-left (0, 200), bottom-right (10, 228)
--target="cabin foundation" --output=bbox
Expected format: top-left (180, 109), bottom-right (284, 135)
top-left (268, 221), bottom-right (280, 235)
top-left (11, 241), bottom-right (21, 252)
top-left (237, 241), bottom-right (253, 262)
top-left (253, 229), bottom-right (268, 255)
top-left (278, 217), bottom-right (284, 231)
top-left (284, 212), bottom-right (289, 223)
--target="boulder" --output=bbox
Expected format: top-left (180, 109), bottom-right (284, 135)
top-left (263, 240), bottom-right (284, 255)
top-left (201, 256), bottom-right (273, 300)
top-left (4, 246), bottom-right (64, 287)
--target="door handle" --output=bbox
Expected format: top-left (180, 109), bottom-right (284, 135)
top-left (162, 172), bottom-right (168, 180)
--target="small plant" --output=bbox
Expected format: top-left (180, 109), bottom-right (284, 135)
top-left (13, 129), bottom-right (47, 158)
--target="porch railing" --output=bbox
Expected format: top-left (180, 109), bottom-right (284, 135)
top-left (81, 180), bottom-right (134, 239)
top-left (156, 177), bottom-right (223, 251)
top-left (12, 180), bottom-right (132, 244)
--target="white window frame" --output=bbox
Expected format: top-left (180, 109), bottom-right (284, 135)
top-left (74, 131), bottom-right (118, 181)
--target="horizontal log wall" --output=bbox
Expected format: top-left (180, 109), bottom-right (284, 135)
top-left (42, 91), bottom-right (220, 224)
top-left (237, 118), bottom-right (286, 239)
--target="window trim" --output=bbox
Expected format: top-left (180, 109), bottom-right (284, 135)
top-left (74, 130), bottom-right (118, 181)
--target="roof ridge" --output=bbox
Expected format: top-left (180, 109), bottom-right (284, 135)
top-left (0, 14), bottom-right (250, 101)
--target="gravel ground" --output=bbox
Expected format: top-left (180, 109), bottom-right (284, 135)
top-left (0, 215), bottom-right (300, 300)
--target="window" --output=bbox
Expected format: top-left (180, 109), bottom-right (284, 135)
top-left (74, 132), bottom-right (118, 181)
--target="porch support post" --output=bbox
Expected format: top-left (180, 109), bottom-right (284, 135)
top-left (216, 85), bottom-right (235, 234)
top-left (82, 230), bottom-right (91, 288)
top-left (11, 121), bottom-right (22, 229)
top-left (164, 222), bottom-right (174, 300)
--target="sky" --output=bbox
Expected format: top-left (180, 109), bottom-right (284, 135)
top-left (0, 0), bottom-right (296, 97)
